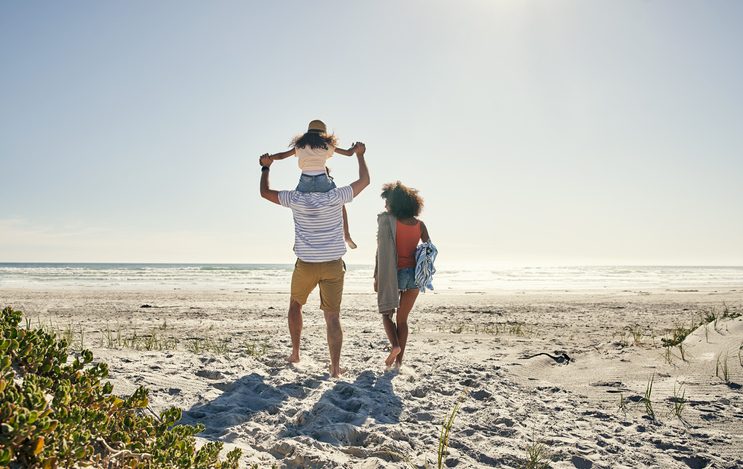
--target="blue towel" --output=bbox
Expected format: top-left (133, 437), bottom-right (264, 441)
top-left (414, 240), bottom-right (438, 293)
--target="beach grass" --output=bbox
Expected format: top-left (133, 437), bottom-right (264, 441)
top-left (671, 381), bottom-right (686, 418)
top-left (617, 392), bottom-right (628, 413)
top-left (518, 432), bottom-right (552, 469)
top-left (245, 338), bottom-right (270, 356)
top-left (644, 373), bottom-right (655, 418)
top-left (379, 387), bottom-right (468, 469)
top-left (715, 351), bottom-right (730, 382)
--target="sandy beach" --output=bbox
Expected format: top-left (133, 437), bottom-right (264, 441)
top-left (2, 286), bottom-right (742, 468)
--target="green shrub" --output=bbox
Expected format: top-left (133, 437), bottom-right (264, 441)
top-left (1, 306), bottom-right (241, 468)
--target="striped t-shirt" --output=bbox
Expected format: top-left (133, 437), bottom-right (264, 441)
top-left (278, 186), bottom-right (354, 263)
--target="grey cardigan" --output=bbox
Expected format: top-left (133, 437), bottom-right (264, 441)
top-left (374, 212), bottom-right (399, 313)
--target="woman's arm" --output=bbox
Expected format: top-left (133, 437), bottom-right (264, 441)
top-left (334, 142), bottom-right (358, 157)
top-left (267, 148), bottom-right (296, 161)
top-left (420, 220), bottom-right (430, 243)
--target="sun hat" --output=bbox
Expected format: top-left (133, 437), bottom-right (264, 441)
top-left (307, 119), bottom-right (327, 133)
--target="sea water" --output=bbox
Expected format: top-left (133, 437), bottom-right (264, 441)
top-left (1, 263), bottom-right (742, 293)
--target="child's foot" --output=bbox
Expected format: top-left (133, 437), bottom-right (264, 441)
top-left (345, 237), bottom-right (357, 249)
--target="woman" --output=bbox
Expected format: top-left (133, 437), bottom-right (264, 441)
top-left (374, 181), bottom-right (430, 368)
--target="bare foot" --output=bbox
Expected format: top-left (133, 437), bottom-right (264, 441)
top-left (384, 361), bottom-right (401, 372)
top-left (285, 352), bottom-right (300, 363)
top-left (329, 366), bottom-right (348, 379)
top-left (385, 346), bottom-right (401, 366)
top-left (345, 237), bottom-right (357, 249)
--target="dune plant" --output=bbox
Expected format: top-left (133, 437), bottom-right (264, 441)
top-left (715, 351), bottom-right (730, 382)
top-left (644, 373), bottom-right (655, 418)
top-left (245, 338), bottom-right (270, 356)
top-left (671, 381), bottom-right (686, 418)
top-left (518, 431), bottom-right (552, 469)
top-left (677, 342), bottom-right (686, 361)
top-left (662, 322), bottom-right (693, 348)
top-left (434, 387), bottom-right (468, 469)
top-left (722, 303), bottom-right (741, 319)
top-left (186, 338), bottom-right (203, 354)
top-left (379, 387), bottom-right (468, 469)
top-left (617, 392), bottom-right (628, 413)
top-left (662, 346), bottom-right (674, 365)
top-left (1, 306), bottom-right (241, 468)
top-left (625, 325), bottom-right (649, 346)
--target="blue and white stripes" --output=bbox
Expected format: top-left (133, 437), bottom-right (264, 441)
top-left (414, 240), bottom-right (437, 293)
top-left (279, 186), bottom-right (353, 263)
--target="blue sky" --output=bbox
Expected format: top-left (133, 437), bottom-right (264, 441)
top-left (1, 1), bottom-right (742, 266)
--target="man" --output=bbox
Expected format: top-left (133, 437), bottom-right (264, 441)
top-left (259, 142), bottom-right (369, 378)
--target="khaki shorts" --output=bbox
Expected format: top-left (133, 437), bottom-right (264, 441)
top-left (291, 258), bottom-right (346, 312)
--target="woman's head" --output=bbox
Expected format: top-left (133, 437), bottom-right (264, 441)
top-left (291, 119), bottom-right (339, 150)
top-left (381, 181), bottom-right (423, 219)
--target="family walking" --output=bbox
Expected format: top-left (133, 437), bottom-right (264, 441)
top-left (259, 120), bottom-right (436, 377)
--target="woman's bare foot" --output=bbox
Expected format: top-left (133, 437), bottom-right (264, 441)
top-left (285, 352), bottom-right (300, 363)
top-left (385, 346), bottom-right (401, 366)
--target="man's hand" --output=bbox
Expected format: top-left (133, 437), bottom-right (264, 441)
top-left (350, 142), bottom-right (370, 197)
top-left (259, 153), bottom-right (280, 205)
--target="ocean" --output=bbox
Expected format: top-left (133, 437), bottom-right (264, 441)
top-left (1, 263), bottom-right (742, 293)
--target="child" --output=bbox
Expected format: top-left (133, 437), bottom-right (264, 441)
top-left (263, 119), bottom-right (359, 248)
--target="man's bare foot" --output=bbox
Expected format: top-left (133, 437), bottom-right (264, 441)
top-left (345, 237), bottom-right (357, 249)
top-left (329, 366), bottom-right (347, 379)
top-left (285, 352), bottom-right (300, 363)
top-left (385, 346), bottom-right (401, 366)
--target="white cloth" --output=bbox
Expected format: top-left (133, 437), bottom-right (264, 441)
top-left (414, 240), bottom-right (437, 293)
top-left (297, 145), bottom-right (335, 173)
top-left (278, 186), bottom-right (353, 262)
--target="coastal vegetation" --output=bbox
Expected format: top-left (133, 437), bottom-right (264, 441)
top-left (0, 306), bottom-right (241, 468)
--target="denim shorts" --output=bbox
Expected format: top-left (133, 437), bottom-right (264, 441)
top-left (296, 173), bottom-right (336, 192)
top-left (397, 267), bottom-right (418, 291)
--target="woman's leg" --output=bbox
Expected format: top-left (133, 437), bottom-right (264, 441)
top-left (382, 312), bottom-right (401, 366)
top-left (342, 206), bottom-right (357, 249)
top-left (395, 289), bottom-right (419, 365)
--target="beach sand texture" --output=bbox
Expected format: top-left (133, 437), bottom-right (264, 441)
top-left (2, 288), bottom-right (742, 468)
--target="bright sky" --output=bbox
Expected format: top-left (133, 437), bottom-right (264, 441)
top-left (1, 1), bottom-right (742, 266)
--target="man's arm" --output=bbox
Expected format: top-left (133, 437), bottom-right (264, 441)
top-left (259, 155), bottom-right (280, 205)
top-left (349, 142), bottom-right (370, 198)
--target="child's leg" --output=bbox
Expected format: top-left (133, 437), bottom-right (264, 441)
top-left (342, 206), bottom-right (357, 249)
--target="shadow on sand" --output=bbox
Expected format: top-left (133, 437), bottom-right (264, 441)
top-left (180, 368), bottom-right (402, 448)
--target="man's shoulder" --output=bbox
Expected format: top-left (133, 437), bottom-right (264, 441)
top-left (278, 190), bottom-right (295, 207)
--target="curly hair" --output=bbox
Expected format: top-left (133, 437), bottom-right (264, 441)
top-left (381, 181), bottom-right (424, 219)
top-left (291, 131), bottom-right (339, 150)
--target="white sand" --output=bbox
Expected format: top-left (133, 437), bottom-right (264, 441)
top-left (2, 287), bottom-right (742, 468)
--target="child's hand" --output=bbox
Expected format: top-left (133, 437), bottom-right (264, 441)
top-left (259, 154), bottom-right (273, 167)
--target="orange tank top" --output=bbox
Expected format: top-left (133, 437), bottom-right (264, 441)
top-left (396, 219), bottom-right (421, 270)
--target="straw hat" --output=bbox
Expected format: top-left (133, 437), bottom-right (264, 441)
top-left (307, 119), bottom-right (327, 133)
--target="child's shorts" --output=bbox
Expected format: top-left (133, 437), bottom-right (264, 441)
top-left (296, 173), bottom-right (336, 192)
top-left (397, 267), bottom-right (419, 291)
